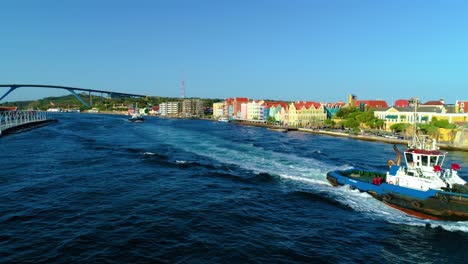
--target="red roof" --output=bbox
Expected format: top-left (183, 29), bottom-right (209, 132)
top-left (354, 100), bottom-right (388, 108)
top-left (394, 99), bottom-right (409, 108)
top-left (422, 100), bottom-right (444, 106)
top-left (293, 101), bottom-right (322, 110)
top-left (294, 101), bottom-right (305, 110)
top-left (262, 101), bottom-right (281, 109)
top-left (234, 97), bottom-right (249, 102)
top-left (271, 102), bottom-right (289, 109)
top-left (305, 101), bottom-right (321, 109)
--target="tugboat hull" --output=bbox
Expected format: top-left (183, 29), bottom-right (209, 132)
top-left (327, 169), bottom-right (468, 221)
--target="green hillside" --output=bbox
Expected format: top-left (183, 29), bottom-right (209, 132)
top-left (0, 93), bottom-right (223, 111)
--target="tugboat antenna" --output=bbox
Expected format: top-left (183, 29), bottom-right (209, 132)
top-left (410, 97), bottom-right (420, 149)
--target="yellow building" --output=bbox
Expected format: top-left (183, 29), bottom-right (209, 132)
top-left (212, 102), bottom-right (224, 118)
top-left (374, 106), bottom-right (468, 131)
top-left (288, 101), bottom-right (326, 127)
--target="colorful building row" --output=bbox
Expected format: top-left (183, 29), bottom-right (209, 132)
top-left (214, 95), bottom-right (468, 129)
top-left (213, 98), bottom-right (345, 127)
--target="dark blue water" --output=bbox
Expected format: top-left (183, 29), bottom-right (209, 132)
top-left (1, 114), bottom-right (468, 263)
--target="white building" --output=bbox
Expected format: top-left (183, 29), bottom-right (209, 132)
top-left (247, 100), bottom-right (264, 120)
top-left (159, 102), bottom-right (180, 116)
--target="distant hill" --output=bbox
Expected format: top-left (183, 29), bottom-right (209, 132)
top-left (0, 93), bottom-right (223, 111)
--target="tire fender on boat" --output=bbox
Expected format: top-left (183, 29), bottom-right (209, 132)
top-left (411, 201), bottom-right (421, 209)
top-left (439, 194), bottom-right (449, 204)
top-left (383, 194), bottom-right (392, 201)
top-left (327, 176), bottom-right (338, 186)
top-left (388, 181), bottom-right (393, 185)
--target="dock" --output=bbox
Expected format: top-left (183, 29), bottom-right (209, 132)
top-left (0, 110), bottom-right (56, 136)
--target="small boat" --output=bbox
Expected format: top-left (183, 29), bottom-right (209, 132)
top-left (218, 117), bottom-right (230, 122)
top-left (128, 104), bottom-right (144, 122)
top-left (327, 99), bottom-right (468, 221)
top-left (128, 113), bottom-right (144, 122)
top-left (267, 127), bottom-right (288, 133)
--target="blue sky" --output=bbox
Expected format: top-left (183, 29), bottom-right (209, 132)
top-left (1, 0), bottom-right (467, 104)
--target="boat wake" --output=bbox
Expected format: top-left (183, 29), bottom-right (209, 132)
top-left (327, 184), bottom-right (468, 232)
top-left (144, 125), bottom-right (468, 232)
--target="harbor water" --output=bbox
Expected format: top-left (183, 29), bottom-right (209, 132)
top-left (1, 113), bottom-right (468, 263)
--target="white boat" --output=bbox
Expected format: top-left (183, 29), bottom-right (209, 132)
top-left (128, 104), bottom-right (144, 122)
top-left (327, 98), bottom-right (468, 221)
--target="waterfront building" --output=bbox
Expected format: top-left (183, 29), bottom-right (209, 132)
top-left (267, 102), bottom-right (289, 125)
top-left (288, 102), bottom-right (299, 127)
top-left (261, 101), bottom-right (280, 121)
top-left (232, 97), bottom-right (249, 119)
top-left (240, 102), bottom-right (248, 119)
top-left (247, 100), bottom-right (264, 120)
top-left (213, 102), bottom-right (223, 118)
top-left (160, 102), bottom-right (180, 116)
top-left (374, 101), bottom-right (468, 130)
top-left (288, 101), bottom-right (326, 127)
top-left (456, 100), bottom-right (468, 113)
top-left (348, 94), bottom-right (388, 110)
top-left (182, 99), bottom-right (203, 117)
top-left (324, 102), bottom-right (346, 119)
top-left (354, 99), bottom-right (388, 109)
top-left (279, 105), bottom-right (289, 126)
top-left (261, 104), bottom-right (270, 121)
top-left (223, 98), bottom-right (234, 118)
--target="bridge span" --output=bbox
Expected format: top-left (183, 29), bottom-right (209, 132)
top-left (0, 84), bottom-right (147, 107)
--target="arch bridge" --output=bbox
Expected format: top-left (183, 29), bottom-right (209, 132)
top-left (0, 84), bottom-right (147, 108)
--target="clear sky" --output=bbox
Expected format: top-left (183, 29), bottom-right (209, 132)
top-left (1, 0), bottom-right (467, 104)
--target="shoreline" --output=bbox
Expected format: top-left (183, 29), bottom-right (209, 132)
top-left (226, 119), bottom-right (468, 152)
top-left (298, 128), bottom-right (468, 152)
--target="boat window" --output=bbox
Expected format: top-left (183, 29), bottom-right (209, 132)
top-left (429, 156), bottom-right (437, 167)
top-left (437, 156), bottom-right (445, 166)
top-left (405, 153), bottom-right (414, 166)
top-left (421, 155), bottom-right (429, 166)
top-left (415, 155), bottom-right (421, 166)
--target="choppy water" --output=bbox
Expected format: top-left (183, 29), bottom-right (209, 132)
top-left (1, 113), bottom-right (468, 263)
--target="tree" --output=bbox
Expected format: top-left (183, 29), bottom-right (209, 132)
top-left (335, 107), bottom-right (359, 119)
top-left (323, 119), bottom-right (335, 128)
top-left (419, 124), bottom-right (440, 140)
top-left (431, 119), bottom-right (456, 129)
top-left (390, 123), bottom-right (410, 133)
top-left (267, 116), bottom-right (276, 125)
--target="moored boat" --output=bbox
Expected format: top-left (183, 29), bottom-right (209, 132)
top-left (327, 99), bottom-right (468, 221)
top-left (267, 127), bottom-right (288, 133)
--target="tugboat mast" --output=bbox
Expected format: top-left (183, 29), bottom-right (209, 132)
top-left (409, 97), bottom-right (421, 149)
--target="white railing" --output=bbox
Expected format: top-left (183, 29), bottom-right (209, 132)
top-left (0, 110), bottom-right (48, 135)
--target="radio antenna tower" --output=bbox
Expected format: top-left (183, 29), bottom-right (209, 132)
top-left (181, 70), bottom-right (186, 98)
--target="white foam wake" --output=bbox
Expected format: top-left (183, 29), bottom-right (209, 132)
top-left (148, 125), bottom-right (468, 232)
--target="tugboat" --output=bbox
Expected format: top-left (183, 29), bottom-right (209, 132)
top-left (128, 104), bottom-right (144, 122)
top-left (327, 99), bottom-right (468, 221)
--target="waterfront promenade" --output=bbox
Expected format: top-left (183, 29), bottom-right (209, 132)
top-left (227, 119), bottom-right (468, 152)
top-left (0, 110), bottom-right (55, 136)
